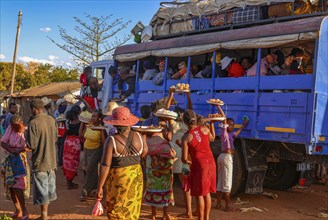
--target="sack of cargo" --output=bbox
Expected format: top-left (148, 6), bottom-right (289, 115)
top-left (268, 1), bottom-right (313, 18)
top-left (268, 3), bottom-right (292, 17)
top-left (192, 16), bottom-right (210, 30)
top-left (233, 6), bottom-right (261, 24)
top-left (153, 20), bottom-right (193, 37)
top-left (209, 12), bottom-right (233, 27)
top-left (170, 20), bottom-right (194, 34)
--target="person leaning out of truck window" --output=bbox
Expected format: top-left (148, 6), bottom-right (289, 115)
top-left (221, 56), bottom-right (245, 78)
top-left (171, 61), bottom-right (188, 80)
top-left (115, 67), bottom-right (136, 102)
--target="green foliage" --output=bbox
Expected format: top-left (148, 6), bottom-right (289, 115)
top-left (0, 214), bottom-right (13, 220)
top-left (0, 62), bottom-right (79, 93)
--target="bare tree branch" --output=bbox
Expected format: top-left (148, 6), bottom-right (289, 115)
top-left (48, 13), bottom-right (131, 64)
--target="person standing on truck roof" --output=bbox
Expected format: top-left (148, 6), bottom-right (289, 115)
top-left (221, 56), bottom-right (245, 78)
top-left (215, 106), bottom-right (249, 212)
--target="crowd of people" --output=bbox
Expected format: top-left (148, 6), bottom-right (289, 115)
top-left (0, 80), bottom-right (250, 220)
top-left (0, 47), bottom-right (306, 219)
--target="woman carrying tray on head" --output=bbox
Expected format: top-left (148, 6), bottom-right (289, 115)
top-left (97, 107), bottom-right (148, 219)
top-left (181, 110), bottom-right (217, 220)
top-left (144, 101), bottom-right (176, 220)
top-left (166, 87), bottom-right (194, 219)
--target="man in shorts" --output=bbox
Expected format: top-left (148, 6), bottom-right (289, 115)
top-left (27, 99), bottom-right (57, 220)
top-left (216, 106), bottom-right (248, 211)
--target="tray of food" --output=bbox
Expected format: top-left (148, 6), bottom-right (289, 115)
top-left (78, 111), bottom-right (92, 123)
top-left (154, 108), bottom-right (178, 120)
top-left (131, 125), bottom-right (163, 133)
top-left (56, 116), bottom-right (66, 122)
top-left (90, 125), bottom-right (107, 130)
top-left (206, 98), bottom-right (224, 106)
top-left (203, 113), bottom-right (226, 121)
top-left (170, 83), bottom-right (190, 93)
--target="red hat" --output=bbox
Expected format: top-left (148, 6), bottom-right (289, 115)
top-left (103, 107), bottom-right (139, 126)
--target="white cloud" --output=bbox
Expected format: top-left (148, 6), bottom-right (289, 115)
top-left (48, 55), bottom-right (58, 61)
top-left (40, 27), bottom-right (51, 33)
top-left (0, 54), bottom-right (5, 60)
top-left (17, 55), bottom-right (77, 68)
top-left (18, 56), bottom-right (54, 65)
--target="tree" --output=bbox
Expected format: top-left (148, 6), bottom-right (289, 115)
top-left (48, 13), bottom-right (131, 65)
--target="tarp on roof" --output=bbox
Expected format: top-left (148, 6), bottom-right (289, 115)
top-left (150, 0), bottom-right (294, 25)
top-left (114, 16), bottom-right (324, 62)
top-left (11, 81), bottom-right (81, 98)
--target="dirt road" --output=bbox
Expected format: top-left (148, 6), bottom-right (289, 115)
top-left (1, 163), bottom-right (327, 220)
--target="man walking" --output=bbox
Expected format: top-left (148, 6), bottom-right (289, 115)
top-left (27, 99), bottom-right (57, 220)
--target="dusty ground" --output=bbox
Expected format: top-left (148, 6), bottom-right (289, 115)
top-left (1, 151), bottom-right (328, 220)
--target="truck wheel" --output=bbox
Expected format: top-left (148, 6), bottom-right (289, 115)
top-left (264, 160), bottom-right (298, 190)
top-left (231, 146), bottom-right (247, 196)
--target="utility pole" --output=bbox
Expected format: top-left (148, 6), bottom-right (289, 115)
top-left (9, 10), bottom-right (23, 98)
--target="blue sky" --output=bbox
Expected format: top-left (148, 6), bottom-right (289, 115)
top-left (0, 0), bottom-right (162, 67)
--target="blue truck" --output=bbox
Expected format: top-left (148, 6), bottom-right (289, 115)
top-left (91, 10), bottom-right (328, 194)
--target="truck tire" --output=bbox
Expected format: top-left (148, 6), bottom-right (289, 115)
top-left (231, 146), bottom-right (247, 196)
top-left (264, 160), bottom-right (298, 190)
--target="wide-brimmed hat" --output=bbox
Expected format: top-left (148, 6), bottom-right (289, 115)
top-left (103, 107), bottom-right (139, 126)
top-left (221, 56), bottom-right (233, 70)
top-left (102, 101), bottom-right (119, 116)
top-left (41, 97), bottom-right (52, 106)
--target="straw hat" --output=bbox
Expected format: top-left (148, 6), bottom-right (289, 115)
top-left (103, 107), bottom-right (139, 126)
top-left (41, 97), bottom-right (52, 106)
top-left (102, 101), bottom-right (119, 116)
top-left (78, 111), bottom-right (92, 123)
top-left (221, 56), bottom-right (233, 70)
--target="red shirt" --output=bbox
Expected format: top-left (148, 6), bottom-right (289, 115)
top-left (227, 62), bottom-right (245, 78)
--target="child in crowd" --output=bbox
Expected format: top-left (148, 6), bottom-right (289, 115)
top-left (216, 106), bottom-right (249, 211)
top-left (80, 110), bottom-right (106, 201)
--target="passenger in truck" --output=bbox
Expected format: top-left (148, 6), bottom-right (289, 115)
top-left (108, 66), bottom-right (119, 85)
top-left (240, 57), bottom-right (253, 71)
top-left (142, 60), bottom-right (158, 80)
top-left (288, 48), bottom-right (305, 75)
top-left (153, 60), bottom-right (172, 86)
top-left (246, 54), bottom-right (278, 77)
top-left (171, 61), bottom-right (188, 79)
top-left (114, 67), bottom-right (136, 102)
top-left (221, 56), bottom-right (245, 78)
top-left (267, 50), bottom-right (286, 75)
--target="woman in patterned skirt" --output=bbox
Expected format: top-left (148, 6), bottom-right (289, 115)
top-left (97, 107), bottom-right (148, 219)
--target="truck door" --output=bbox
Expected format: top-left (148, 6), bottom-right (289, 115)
top-left (312, 17), bottom-right (328, 155)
